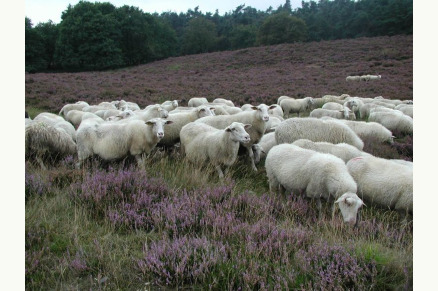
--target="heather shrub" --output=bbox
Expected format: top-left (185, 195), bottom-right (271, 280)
top-left (25, 171), bottom-right (52, 200)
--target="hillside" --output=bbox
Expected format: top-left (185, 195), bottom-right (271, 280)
top-left (25, 35), bottom-right (413, 112)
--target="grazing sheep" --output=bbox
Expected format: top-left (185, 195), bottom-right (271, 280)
top-left (266, 144), bottom-right (364, 225)
top-left (292, 139), bottom-right (369, 163)
top-left (124, 104), bottom-right (169, 122)
top-left (358, 103), bottom-right (387, 119)
top-left (280, 96), bottom-right (314, 118)
top-left (346, 76), bottom-right (361, 82)
top-left (311, 97), bottom-right (325, 108)
top-left (265, 116), bottom-right (282, 133)
top-left (321, 118), bottom-right (394, 144)
top-left (251, 143), bottom-right (265, 164)
top-left (368, 110), bottom-right (413, 135)
top-left (97, 102), bottom-right (117, 109)
top-left (277, 95), bottom-right (294, 105)
top-left (25, 121), bottom-right (76, 169)
top-left (212, 98), bottom-right (235, 107)
top-left (65, 110), bottom-right (103, 128)
top-left (322, 102), bottom-right (344, 111)
top-left (257, 132), bottom-right (277, 160)
top-left (157, 105), bottom-right (215, 148)
top-left (188, 97), bottom-right (209, 107)
top-left (368, 75), bottom-right (381, 81)
top-left (161, 100), bottom-right (179, 112)
top-left (34, 112), bottom-right (76, 141)
top-left (321, 95), bottom-right (347, 105)
top-left (76, 118), bottom-right (173, 168)
top-left (310, 107), bottom-right (356, 120)
top-left (205, 103), bottom-right (241, 115)
top-left (275, 117), bottom-right (364, 150)
top-left (390, 159), bottom-right (413, 168)
top-left (196, 104), bottom-right (277, 171)
top-left (180, 122), bottom-right (251, 178)
top-left (59, 101), bottom-right (89, 117)
top-left (347, 155), bottom-right (412, 219)
top-left (395, 104), bottom-right (413, 118)
top-left (116, 100), bottom-right (141, 111)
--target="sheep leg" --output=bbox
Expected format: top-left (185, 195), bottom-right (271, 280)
top-left (135, 154), bottom-right (145, 168)
top-left (216, 165), bottom-right (224, 179)
top-left (247, 146), bottom-right (258, 172)
top-left (316, 198), bottom-right (322, 220)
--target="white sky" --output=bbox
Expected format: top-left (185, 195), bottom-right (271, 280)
top-left (25, 0), bottom-right (304, 25)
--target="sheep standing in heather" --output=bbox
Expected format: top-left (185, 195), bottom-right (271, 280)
top-left (395, 104), bottom-right (413, 118)
top-left (275, 117), bottom-right (364, 150)
top-left (265, 144), bottom-right (364, 225)
top-left (322, 102), bottom-right (344, 111)
top-left (277, 95), bottom-right (294, 105)
top-left (123, 104), bottom-right (169, 122)
top-left (280, 97), bottom-right (314, 118)
top-left (34, 112), bottom-right (77, 141)
top-left (310, 107), bottom-right (356, 120)
top-left (188, 97), bottom-right (209, 107)
top-left (76, 118), bottom-right (173, 168)
top-left (196, 104), bottom-right (277, 171)
top-left (368, 110), bottom-right (413, 135)
top-left (347, 155), bottom-right (412, 219)
top-left (346, 76), bottom-right (361, 82)
top-left (65, 110), bottom-right (103, 128)
top-left (157, 105), bottom-right (215, 148)
top-left (292, 139), bottom-right (370, 163)
top-left (180, 122), bottom-right (251, 178)
top-left (25, 121), bottom-right (76, 169)
top-left (59, 101), bottom-right (89, 117)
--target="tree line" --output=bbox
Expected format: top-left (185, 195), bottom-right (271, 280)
top-left (25, 0), bottom-right (412, 72)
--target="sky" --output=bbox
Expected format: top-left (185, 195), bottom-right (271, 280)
top-left (25, 0), bottom-right (304, 25)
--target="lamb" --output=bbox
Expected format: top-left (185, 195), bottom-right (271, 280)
top-left (196, 104), bottom-right (277, 171)
top-left (280, 96), bottom-right (314, 118)
top-left (321, 118), bottom-right (394, 144)
top-left (59, 101), bottom-right (89, 117)
top-left (188, 97), bottom-right (209, 107)
top-left (265, 144), bottom-right (364, 225)
top-left (180, 121), bottom-right (251, 178)
top-left (212, 98), bottom-right (235, 107)
top-left (346, 76), bottom-right (361, 82)
top-left (347, 155), bottom-right (412, 219)
top-left (275, 117), bottom-right (364, 150)
top-left (33, 112), bottom-right (77, 141)
top-left (310, 107), bottom-right (356, 120)
top-left (368, 110), bottom-right (413, 135)
top-left (76, 118), bottom-right (173, 168)
top-left (292, 139), bottom-right (369, 163)
top-left (25, 121), bottom-right (77, 169)
top-left (157, 105), bottom-right (215, 148)
top-left (161, 100), bottom-right (179, 112)
top-left (65, 110), bottom-right (103, 128)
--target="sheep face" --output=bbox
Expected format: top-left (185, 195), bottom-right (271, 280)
top-left (158, 107), bottom-right (169, 118)
top-left (335, 192), bottom-right (364, 226)
top-left (252, 104), bottom-right (277, 122)
top-left (197, 105), bottom-right (215, 117)
top-left (226, 122), bottom-right (251, 143)
top-left (146, 118), bottom-right (173, 139)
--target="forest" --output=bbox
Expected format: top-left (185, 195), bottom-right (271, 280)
top-left (25, 0), bottom-right (413, 72)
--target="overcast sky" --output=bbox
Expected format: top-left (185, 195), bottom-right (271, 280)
top-left (25, 0), bottom-right (304, 25)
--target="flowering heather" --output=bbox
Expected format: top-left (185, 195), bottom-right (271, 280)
top-left (25, 171), bottom-right (52, 199)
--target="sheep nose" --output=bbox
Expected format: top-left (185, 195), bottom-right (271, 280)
top-left (157, 132), bottom-right (164, 138)
top-left (263, 116), bottom-right (269, 121)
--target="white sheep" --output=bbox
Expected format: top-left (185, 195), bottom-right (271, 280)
top-left (368, 75), bottom-right (381, 81)
top-left (395, 104), bottom-right (413, 118)
top-left (97, 102), bottom-right (117, 109)
top-left (275, 117), bottom-right (364, 150)
top-left (157, 105), bottom-right (215, 148)
top-left (390, 159), bottom-right (413, 168)
top-left (188, 97), bottom-right (209, 107)
top-left (212, 98), bottom-right (235, 107)
top-left (76, 118), bottom-right (173, 168)
top-left (280, 96), bottom-right (314, 118)
top-left (277, 95), bottom-right (294, 105)
top-left (59, 101), bottom-right (89, 117)
top-left (268, 104), bottom-right (284, 119)
top-left (116, 100), bottom-right (141, 111)
top-left (368, 110), bottom-right (413, 135)
top-left (25, 121), bottom-right (76, 169)
top-left (321, 95), bottom-right (348, 105)
top-left (310, 107), bottom-right (356, 120)
top-left (322, 102), bottom-right (344, 111)
top-left (347, 155), bottom-right (412, 219)
top-left (180, 121), bottom-right (251, 178)
top-left (346, 76), bottom-right (361, 82)
top-left (106, 110), bottom-right (135, 121)
top-left (265, 116), bottom-right (282, 133)
top-left (292, 139), bottom-right (369, 163)
top-left (266, 144), bottom-right (364, 225)
top-left (206, 103), bottom-right (241, 115)
top-left (34, 112), bottom-right (77, 141)
top-left (196, 104), bottom-right (277, 171)
top-left (161, 100), bottom-right (179, 112)
top-left (257, 132), bottom-right (277, 160)
top-left (65, 110), bottom-right (103, 128)
top-left (124, 104), bottom-right (169, 122)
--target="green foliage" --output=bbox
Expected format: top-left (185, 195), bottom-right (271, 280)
top-left (25, 17), bottom-right (47, 72)
top-left (230, 25), bottom-right (257, 50)
top-left (257, 13), bottom-right (308, 45)
top-left (181, 17), bottom-right (218, 55)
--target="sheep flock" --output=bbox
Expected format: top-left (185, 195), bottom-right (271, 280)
top-left (26, 93), bottom-right (413, 224)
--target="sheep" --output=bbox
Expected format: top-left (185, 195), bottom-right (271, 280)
top-left (321, 95), bottom-right (347, 105)
top-left (395, 104), bottom-right (413, 118)
top-left (34, 112), bottom-right (76, 141)
top-left (257, 132), bottom-right (277, 160)
top-left (265, 116), bottom-right (282, 133)
top-left (157, 105), bottom-right (215, 148)
top-left (322, 102), bottom-right (344, 111)
top-left (368, 110), bottom-right (413, 135)
top-left (280, 96), bottom-right (314, 118)
top-left (310, 107), bottom-right (356, 120)
top-left (277, 95), bottom-right (294, 105)
top-left (265, 144), bottom-right (364, 225)
top-left (368, 74), bottom-right (381, 81)
top-left (311, 97), bottom-right (325, 108)
top-left (196, 104), bottom-right (277, 171)
top-left (275, 117), bottom-right (364, 150)
top-left (251, 143), bottom-right (265, 164)
top-left (76, 118), bottom-right (173, 168)
top-left (212, 98), bottom-right (235, 107)
top-left (346, 76), bottom-right (361, 82)
top-left (59, 101), bottom-right (89, 117)
top-left (188, 97), bottom-right (209, 107)
top-left (25, 121), bottom-right (76, 169)
top-left (180, 121), bottom-right (251, 178)
top-left (116, 100), bottom-right (141, 111)
top-left (205, 103), bottom-right (241, 115)
top-left (390, 159), bottom-right (413, 168)
top-left (161, 100), bottom-right (179, 112)
top-left (65, 110), bottom-right (103, 128)
top-left (106, 109), bottom-right (135, 121)
top-left (124, 104), bottom-right (169, 122)
top-left (97, 102), bottom-right (117, 109)
top-left (321, 118), bottom-right (394, 144)
top-left (347, 155), bottom-right (412, 219)
top-left (358, 103), bottom-right (386, 119)
top-left (268, 104), bottom-right (284, 119)
top-left (292, 139), bottom-right (369, 163)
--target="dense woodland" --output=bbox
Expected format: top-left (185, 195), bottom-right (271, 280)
top-left (25, 0), bottom-right (412, 72)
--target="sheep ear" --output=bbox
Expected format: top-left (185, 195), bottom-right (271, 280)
top-left (269, 105), bottom-right (277, 109)
top-left (200, 108), bottom-right (205, 112)
top-left (146, 121), bottom-right (155, 125)
top-left (165, 120), bottom-right (173, 125)
top-left (225, 127), bottom-right (232, 132)
top-left (244, 124), bottom-right (252, 129)
top-left (335, 196), bottom-right (344, 204)
top-left (251, 106), bottom-right (258, 111)
top-left (210, 107), bottom-right (215, 111)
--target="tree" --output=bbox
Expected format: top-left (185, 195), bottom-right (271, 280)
top-left (257, 13), bottom-right (308, 45)
top-left (181, 17), bottom-right (218, 55)
top-left (34, 21), bottom-right (59, 69)
top-left (230, 25), bottom-right (257, 49)
top-left (25, 17), bottom-right (47, 72)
